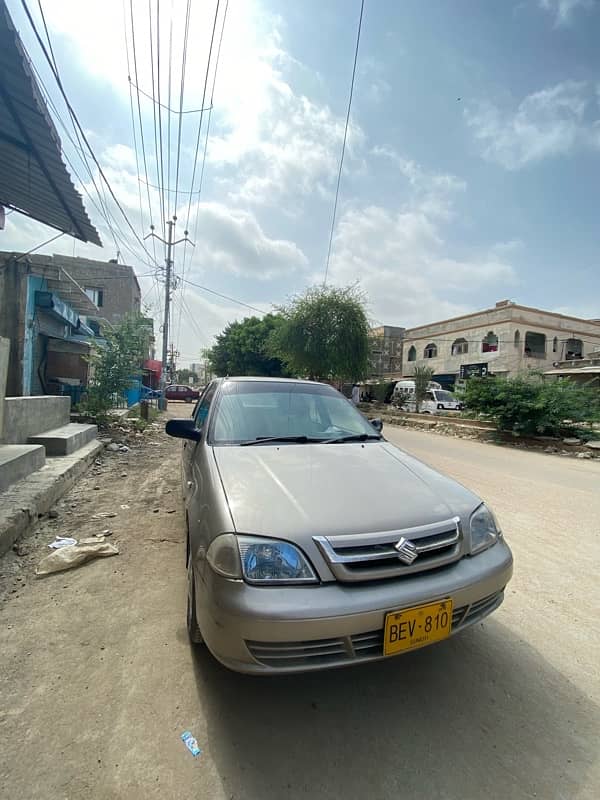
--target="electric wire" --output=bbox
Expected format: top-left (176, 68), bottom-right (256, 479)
top-left (20, 0), bottom-right (161, 268)
top-left (128, 0), bottom-right (157, 268)
top-left (323, 0), bottom-right (364, 286)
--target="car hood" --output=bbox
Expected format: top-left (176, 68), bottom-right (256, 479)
top-left (213, 441), bottom-right (481, 541)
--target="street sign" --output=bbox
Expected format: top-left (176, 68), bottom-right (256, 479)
top-left (460, 362), bottom-right (489, 379)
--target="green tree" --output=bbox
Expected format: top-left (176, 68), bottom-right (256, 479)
top-left (270, 284), bottom-right (370, 381)
top-left (413, 365), bottom-right (434, 413)
top-left (177, 369), bottom-right (198, 384)
top-left (462, 374), bottom-right (600, 436)
top-left (206, 314), bottom-right (288, 377)
top-left (82, 314), bottom-right (151, 415)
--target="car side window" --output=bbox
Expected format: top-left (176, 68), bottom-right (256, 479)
top-left (194, 383), bottom-right (217, 429)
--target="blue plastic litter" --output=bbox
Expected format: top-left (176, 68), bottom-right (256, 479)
top-left (181, 731), bottom-right (202, 757)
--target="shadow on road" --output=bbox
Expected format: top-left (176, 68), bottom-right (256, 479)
top-left (191, 620), bottom-right (597, 800)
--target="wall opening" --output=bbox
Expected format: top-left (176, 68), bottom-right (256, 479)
top-left (524, 331), bottom-right (546, 358)
top-left (482, 331), bottom-right (498, 353)
top-left (407, 345), bottom-right (416, 362)
top-left (514, 330), bottom-right (520, 348)
top-left (424, 343), bottom-right (437, 359)
top-left (451, 337), bottom-right (468, 356)
top-left (565, 338), bottom-right (583, 360)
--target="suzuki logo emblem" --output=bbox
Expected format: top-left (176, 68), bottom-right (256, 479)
top-left (394, 536), bottom-right (418, 565)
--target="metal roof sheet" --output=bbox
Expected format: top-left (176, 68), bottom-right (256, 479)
top-left (0, 0), bottom-right (100, 245)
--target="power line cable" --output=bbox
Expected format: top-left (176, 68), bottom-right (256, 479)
top-left (147, 0), bottom-right (166, 247)
top-left (173, 0), bottom-right (192, 212)
top-left (166, 0), bottom-right (174, 222)
top-left (122, 0), bottom-right (146, 238)
top-left (37, 1), bottom-right (120, 254)
top-left (183, 0), bottom-right (220, 231)
top-left (323, 0), bottom-right (364, 286)
top-left (181, 277), bottom-right (266, 315)
top-left (128, 0), bottom-right (157, 253)
top-left (177, 0), bottom-right (228, 348)
top-left (29, 57), bottom-right (156, 271)
top-left (20, 0), bottom-right (161, 268)
top-left (155, 0), bottom-right (167, 229)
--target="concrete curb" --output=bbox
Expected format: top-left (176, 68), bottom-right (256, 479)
top-left (0, 439), bottom-right (104, 557)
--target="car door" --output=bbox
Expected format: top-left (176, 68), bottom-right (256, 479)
top-left (182, 381), bottom-right (217, 507)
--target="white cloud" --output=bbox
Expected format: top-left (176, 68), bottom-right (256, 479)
top-left (372, 146), bottom-right (466, 219)
top-left (538, 0), bottom-right (594, 26)
top-left (326, 203), bottom-right (517, 328)
top-left (183, 201), bottom-right (308, 280)
top-left (213, 93), bottom-right (363, 206)
top-left (465, 81), bottom-right (600, 169)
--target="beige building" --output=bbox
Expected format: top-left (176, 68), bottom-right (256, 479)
top-left (369, 325), bottom-right (405, 377)
top-left (401, 300), bottom-right (600, 387)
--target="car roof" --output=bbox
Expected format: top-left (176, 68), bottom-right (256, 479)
top-left (221, 376), bottom-right (324, 386)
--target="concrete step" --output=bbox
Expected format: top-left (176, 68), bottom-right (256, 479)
top-left (28, 423), bottom-right (98, 456)
top-left (0, 439), bottom-right (104, 556)
top-left (0, 445), bottom-right (46, 493)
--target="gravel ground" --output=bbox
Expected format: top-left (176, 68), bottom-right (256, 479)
top-left (0, 411), bottom-right (598, 800)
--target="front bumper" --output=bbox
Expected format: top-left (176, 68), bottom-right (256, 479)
top-left (194, 539), bottom-right (513, 674)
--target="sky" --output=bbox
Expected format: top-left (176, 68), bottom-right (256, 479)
top-left (3, 0), bottom-right (600, 366)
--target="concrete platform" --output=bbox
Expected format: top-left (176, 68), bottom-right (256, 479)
top-left (0, 439), bottom-right (104, 557)
top-left (28, 423), bottom-right (98, 456)
top-left (1, 396), bottom-right (70, 444)
top-left (0, 444), bottom-right (45, 493)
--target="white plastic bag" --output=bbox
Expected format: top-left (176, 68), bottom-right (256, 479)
top-left (36, 537), bottom-right (118, 576)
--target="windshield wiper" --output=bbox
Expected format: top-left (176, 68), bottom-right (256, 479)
top-left (322, 433), bottom-right (383, 444)
top-left (239, 435), bottom-right (326, 446)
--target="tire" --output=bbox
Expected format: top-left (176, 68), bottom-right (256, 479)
top-left (187, 560), bottom-right (204, 645)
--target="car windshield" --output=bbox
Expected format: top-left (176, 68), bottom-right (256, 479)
top-left (435, 391), bottom-right (456, 403)
top-left (211, 381), bottom-right (380, 445)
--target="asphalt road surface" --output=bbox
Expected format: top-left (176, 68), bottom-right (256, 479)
top-left (1, 411), bottom-right (598, 800)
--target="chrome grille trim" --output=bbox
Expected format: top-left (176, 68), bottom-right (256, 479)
top-left (245, 590), bottom-right (505, 670)
top-left (314, 517), bottom-right (462, 582)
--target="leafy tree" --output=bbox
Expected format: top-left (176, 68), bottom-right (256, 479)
top-left (462, 374), bottom-right (600, 436)
top-left (177, 369), bottom-right (198, 384)
top-left (270, 285), bottom-right (370, 381)
top-left (413, 366), bottom-right (434, 413)
top-left (81, 314), bottom-right (151, 416)
top-left (371, 381), bottom-right (396, 404)
top-left (206, 314), bottom-right (288, 377)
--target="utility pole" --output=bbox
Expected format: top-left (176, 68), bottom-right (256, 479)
top-left (168, 342), bottom-right (179, 379)
top-left (145, 215), bottom-right (194, 409)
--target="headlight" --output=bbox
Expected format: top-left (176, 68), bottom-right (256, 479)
top-left (206, 534), bottom-right (242, 579)
top-left (206, 535), bottom-right (318, 584)
top-left (237, 536), bottom-right (318, 585)
top-left (469, 504), bottom-right (500, 555)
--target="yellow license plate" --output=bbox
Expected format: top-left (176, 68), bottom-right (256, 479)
top-left (384, 599), bottom-right (453, 656)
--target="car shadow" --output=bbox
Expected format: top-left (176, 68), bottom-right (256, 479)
top-left (190, 620), bottom-right (597, 800)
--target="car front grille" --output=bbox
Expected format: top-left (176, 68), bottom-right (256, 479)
top-left (314, 517), bottom-right (463, 582)
top-left (245, 590), bottom-right (504, 669)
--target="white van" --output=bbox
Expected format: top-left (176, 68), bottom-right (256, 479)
top-left (393, 380), bottom-right (463, 415)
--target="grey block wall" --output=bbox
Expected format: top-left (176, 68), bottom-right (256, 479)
top-left (1, 395), bottom-right (71, 444)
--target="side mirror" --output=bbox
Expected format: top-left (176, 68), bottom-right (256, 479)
top-left (165, 418), bottom-right (202, 441)
top-left (369, 418), bottom-right (383, 433)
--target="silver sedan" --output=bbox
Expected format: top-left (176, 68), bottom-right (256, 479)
top-left (166, 377), bottom-right (513, 674)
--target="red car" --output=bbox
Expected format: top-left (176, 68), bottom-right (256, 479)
top-left (165, 384), bottom-right (200, 403)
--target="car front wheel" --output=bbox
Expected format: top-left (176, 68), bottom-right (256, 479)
top-left (187, 560), bottom-right (204, 645)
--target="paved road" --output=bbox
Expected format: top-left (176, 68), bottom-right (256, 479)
top-left (1, 414), bottom-right (598, 799)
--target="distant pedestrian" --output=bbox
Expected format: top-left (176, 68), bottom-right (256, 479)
top-left (351, 384), bottom-right (360, 405)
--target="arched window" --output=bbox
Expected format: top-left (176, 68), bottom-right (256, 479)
top-left (451, 337), bottom-right (468, 356)
top-left (424, 343), bottom-right (437, 359)
top-left (482, 331), bottom-right (498, 353)
top-left (553, 337), bottom-right (558, 353)
top-left (514, 330), bottom-right (520, 348)
top-left (407, 345), bottom-right (417, 362)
